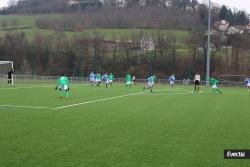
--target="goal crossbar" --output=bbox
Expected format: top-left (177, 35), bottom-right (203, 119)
top-left (0, 61), bottom-right (13, 66)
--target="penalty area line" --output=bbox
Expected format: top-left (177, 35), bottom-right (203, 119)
top-left (0, 91), bottom-right (146, 110)
top-left (0, 88), bottom-right (187, 110)
top-left (54, 91), bottom-right (147, 110)
top-left (54, 88), bottom-right (184, 110)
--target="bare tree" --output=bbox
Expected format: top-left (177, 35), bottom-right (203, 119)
top-left (8, 0), bottom-right (17, 7)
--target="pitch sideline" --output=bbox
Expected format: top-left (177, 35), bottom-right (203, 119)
top-left (0, 85), bottom-right (54, 90)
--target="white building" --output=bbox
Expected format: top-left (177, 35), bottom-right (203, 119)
top-left (161, 0), bottom-right (172, 7)
top-left (227, 26), bottom-right (240, 35)
top-left (140, 37), bottom-right (155, 52)
top-left (99, 0), bottom-right (127, 7)
top-left (116, 0), bottom-right (127, 8)
top-left (139, 0), bottom-right (147, 7)
top-left (214, 20), bottom-right (230, 32)
top-left (67, 0), bottom-right (79, 6)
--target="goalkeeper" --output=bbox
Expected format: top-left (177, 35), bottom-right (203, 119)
top-left (209, 77), bottom-right (222, 94)
top-left (7, 68), bottom-right (14, 85)
top-left (55, 74), bottom-right (70, 98)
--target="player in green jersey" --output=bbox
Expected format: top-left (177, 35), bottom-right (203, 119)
top-left (125, 73), bottom-right (132, 88)
top-left (209, 77), bottom-right (222, 94)
top-left (109, 73), bottom-right (114, 86)
top-left (96, 73), bottom-right (101, 87)
top-left (55, 74), bottom-right (70, 98)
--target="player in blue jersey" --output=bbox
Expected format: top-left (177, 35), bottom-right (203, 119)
top-left (102, 73), bottom-right (109, 88)
top-left (143, 75), bottom-right (156, 92)
top-left (169, 74), bottom-right (176, 88)
top-left (89, 71), bottom-right (95, 86)
top-left (245, 77), bottom-right (250, 91)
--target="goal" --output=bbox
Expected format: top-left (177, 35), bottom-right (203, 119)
top-left (0, 61), bottom-right (14, 85)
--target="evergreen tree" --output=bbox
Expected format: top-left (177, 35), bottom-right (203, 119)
top-left (172, 0), bottom-right (182, 8)
top-left (191, 0), bottom-right (198, 8)
top-left (235, 11), bottom-right (249, 25)
top-left (219, 5), bottom-right (228, 20)
top-left (225, 9), bottom-right (234, 25)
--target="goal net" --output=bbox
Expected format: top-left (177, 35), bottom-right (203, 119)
top-left (0, 61), bottom-right (14, 85)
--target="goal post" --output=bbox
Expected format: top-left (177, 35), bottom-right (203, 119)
top-left (0, 61), bottom-right (14, 85)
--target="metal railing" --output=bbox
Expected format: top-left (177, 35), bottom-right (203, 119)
top-left (0, 74), bottom-right (247, 87)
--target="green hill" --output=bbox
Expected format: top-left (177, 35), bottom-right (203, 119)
top-left (0, 15), bottom-right (190, 42)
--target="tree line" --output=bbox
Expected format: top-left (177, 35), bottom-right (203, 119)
top-left (4, 0), bottom-right (198, 14)
top-left (0, 30), bottom-right (250, 79)
top-left (3, 0), bottom-right (248, 30)
top-left (36, 6), bottom-right (202, 31)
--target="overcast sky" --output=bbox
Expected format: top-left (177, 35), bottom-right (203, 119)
top-left (0, 0), bottom-right (250, 13)
top-left (0, 0), bottom-right (8, 8)
top-left (199, 0), bottom-right (250, 13)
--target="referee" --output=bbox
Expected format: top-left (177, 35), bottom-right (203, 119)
top-left (193, 73), bottom-right (201, 93)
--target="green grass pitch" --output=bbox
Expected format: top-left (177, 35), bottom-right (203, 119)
top-left (0, 83), bottom-right (250, 167)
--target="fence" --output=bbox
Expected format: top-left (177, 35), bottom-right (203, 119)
top-left (0, 74), bottom-right (247, 87)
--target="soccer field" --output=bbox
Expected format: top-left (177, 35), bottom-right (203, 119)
top-left (0, 83), bottom-right (249, 167)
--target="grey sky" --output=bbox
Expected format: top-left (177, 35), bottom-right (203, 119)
top-left (0, 0), bottom-right (250, 13)
top-left (0, 0), bottom-right (8, 8)
top-left (199, 0), bottom-right (250, 13)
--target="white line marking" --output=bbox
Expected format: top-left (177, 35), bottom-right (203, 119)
top-left (54, 88), bottom-right (184, 110)
top-left (0, 88), bottom-right (187, 110)
top-left (0, 85), bottom-right (54, 90)
top-left (0, 105), bottom-right (54, 110)
top-left (0, 84), bottom-right (96, 90)
top-left (54, 91), bottom-right (147, 110)
top-left (137, 91), bottom-right (193, 96)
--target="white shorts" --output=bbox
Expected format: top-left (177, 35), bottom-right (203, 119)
top-left (148, 82), bottom-right (153, 87)
top-left (212, 85), bottom-right (217, 89)
top-left (59, 84), bottom-right (68, 90)
top-left (90, 78), bottom-right (95, 82)
top-left (109, 80), bottom-right (113, 83)
top-left (105, 80), bottom-right (109, 84)
top-left (247, 83), bottom-right (250, 87)
top-left (170, 81), bottom-right (174, 85)
top-left (126, 81), bottom-right (132, 85)
top-left (95, 79), bottom-right (101, 83)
